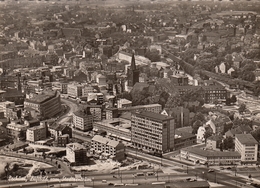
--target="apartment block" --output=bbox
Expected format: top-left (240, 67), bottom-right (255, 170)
top-left (235, 134), bottom-right (258, 164)
top-left (73, 110), bottom-right (93, 131)
top-left (26, 124), bottom-right (47, 143)
top-left (91, 135), bottom-right (125, 161)
top-left (67, 84), bottom-right (83, 98)
top-left (131, 111), bottom-right (175, 153)
top-left (6, 122), bottom-right (28, 141)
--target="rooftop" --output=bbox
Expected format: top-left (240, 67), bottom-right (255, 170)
top-left (92, 135), bottom-right (121, 147)
top-left (25, 91), bottom-right (57, 104)
top-left (132, 111), bottom-right (174, 121)
top-left (182, 147), bottom-right (241, 158)
top-left (66, 143), bottom-right (86, 150)
top-left (235, 134), bottom-right (258, 145)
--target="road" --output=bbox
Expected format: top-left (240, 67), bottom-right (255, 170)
top-left (58, 99), bottom-right (79, 124)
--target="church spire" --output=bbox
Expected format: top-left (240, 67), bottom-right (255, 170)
top-left (131, 51), bottom-right (136, 70)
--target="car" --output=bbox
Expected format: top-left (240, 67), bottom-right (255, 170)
top-left (102, 180), bottom-right (107, 183)
top-left (226, 167), bottom-right (232, 170)
top-left (246, 182), bottom-right (252, 185)
top-left (108, 183), bottom-right (114, 186)
top-left (220, 167), bottom-right (225, 170)
top-left (208, 169), bottom-right (214, 173)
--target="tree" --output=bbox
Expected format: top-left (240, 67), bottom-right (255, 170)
top-left (226, 98), bottom-right (231, 106)
top-left (223, 136), bottom-right (235, 150)
top-left (238, 103), bottom-right (247, 114)
top-left (204, 128), bottom-right (213, 142)
top-left (145, 49), bottom-right (161, 62)
top-left (230, 95), bottom-right (237, 104)
top-left (192, 120), bottom-right (203, 134)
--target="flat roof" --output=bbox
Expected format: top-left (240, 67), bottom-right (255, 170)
top-left (132, 111), bottom-right (174, 121)
top-left (235, 134), bottom-right (258, 145)
top-left (92, 135), bottom-right (120, 147)
top-left (181, 147), bottom-right (241, 158)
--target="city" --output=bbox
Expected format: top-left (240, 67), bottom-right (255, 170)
top-left (0, 0), bottom-right (260, 188)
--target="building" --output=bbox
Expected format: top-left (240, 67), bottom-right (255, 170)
top-left (6, 122), bottom-right (28, 141)
top-left (206, 135), bottom-right (223, 150)
top-left (117, 98), bottom-right (132, 108)
top-left (93, 118), bottom-right (131, 142)
top-left (105, 108), bottom-right (119, 120)
top-left (86, 104), bottom-right (103, 122)
top-left (57, 134), bottom-right (70, 147)
top-left (67, 83), bottom-right (83, 98)
top-left (66, 143), bottom-right (88, 165)
top-left (171, 107), bottom-right (190, 128)
top-left (61, 82), bottom-right (68, 94)
top-left (118, 104), bottom-right (162, 114)
top-left (170, 73), bottom-right (189, 86)
top-left (174, 130), bottom-right (196, 150)
top-left (91, 135), bottom-right (125, 161)
top-left (180, 147), bottom-right (241, 165)
top-left (127, 53), bottom-right (140, 87)
top-left (131, 111), bottom-right (175, 153)
top-left (26, 123), bottom-right (47, 143)
top-left (73, 109), bottom-right (93, 131)
top-left (0, 101), bottom-right (15, 117)
top-left (235, 134), bottom-right (258, 164)
top-left (24, 91), bottom-right (61, 119)
top-left (48, 123), bottom-right (72, 139)
top-left (82, 85), bottom-right (94, 97)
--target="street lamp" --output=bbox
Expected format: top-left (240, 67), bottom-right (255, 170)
top-left (92, 177), bottom-right (94, 188)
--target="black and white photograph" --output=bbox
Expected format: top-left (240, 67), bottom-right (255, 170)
top-left (0, 0), bottom-right (260, 187)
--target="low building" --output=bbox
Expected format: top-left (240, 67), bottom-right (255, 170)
top-left (174, 130), bottom-right (196, 150)
top-left (93, 118), bottom-right (131, 142)
top-left (118, 104), bottom-right (162, 114)
top-left (180, 147), bottom-right (241, 165)
top-left (91, 135), bottom-right (125, 161)
top-left (26, 123), bottom-right (47, 143)
top-left (235, 134), bottom-right (258, 164)
top-left (67, 83), bottom-right (83, 98)
top-left (66, 143), bottom-right (88, 165)
top-left (73, 110), bottom-right (93, 131)
top-left (0, 101), bottom-right (15, 117)
top-left (86, 104), bottom-right (103, 122)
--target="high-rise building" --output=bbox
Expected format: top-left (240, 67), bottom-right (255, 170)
top-left (127, 53), bottom-right (139, 87)
top-left (131, 111), bottom-right (175, 154)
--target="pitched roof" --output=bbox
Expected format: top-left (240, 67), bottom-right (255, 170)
top-left (49, 123), bottom-right (68, 131)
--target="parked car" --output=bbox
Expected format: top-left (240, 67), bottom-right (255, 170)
top-left (208, 169), bottom-right (214, 173)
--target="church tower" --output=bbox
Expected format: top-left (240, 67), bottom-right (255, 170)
top-left (127, 52), bottom-right (139, 87)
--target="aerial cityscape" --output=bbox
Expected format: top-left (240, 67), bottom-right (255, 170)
top-left (0, 0), bottom-right (260, 188)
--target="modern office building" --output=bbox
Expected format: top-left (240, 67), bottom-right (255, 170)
top-left (235, 134), bottom-right (258, 164)
top-left (24, 91), bottom-right (61, 119)
top-left (131, 111), bottom-right (175, 153)
top-left (66, 143), bottom-right (88, 165)
top-left (73, 109), bottom-right (93, 132)
top-left (91, 135), bottom-right (125, 161)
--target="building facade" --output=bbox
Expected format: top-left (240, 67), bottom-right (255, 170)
top-left (131, 111), bottom-right (175, 153)
top-left (73, 110), bottom-right (93, 131)
top-left (66, 143), bottom-right (88, 165)
top-left (24, 91), bottom-right (61, 119)
top-left (235, 134), bottom-right (258, 164)
top-left (180, 147), bottom-right (241, 165)
top-left (26, 124), bottom-right (47, 143)
top-left (6, 122), bottom-right (28, 141)
top-left (67, 84), bottom-right (83, 98)
top-left (91, 135), bottom-right (125, 161)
